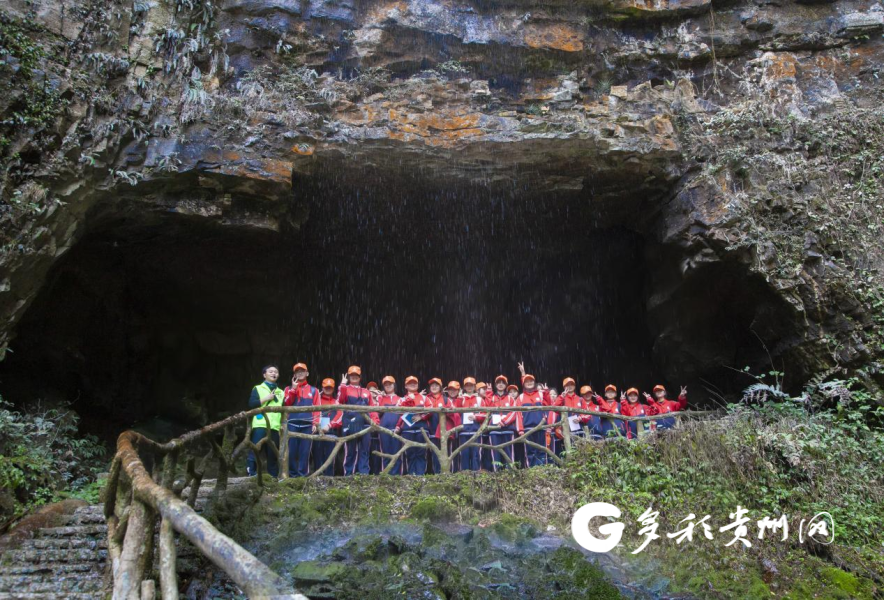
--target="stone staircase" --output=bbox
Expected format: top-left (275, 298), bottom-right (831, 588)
top-left (0, 477), bottom-right (255, 599)
top-left (0, 504), bottom-right (108, 599)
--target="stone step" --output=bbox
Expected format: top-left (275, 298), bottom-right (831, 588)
top-left (0, 563), bottom-right (98, 576)
top-left (0, 574), bottom-right (105, 594)
top-left (0, 593), bottom-right (103, 600)
top-left (2, 549), bottom-right (107, 564)
top-left (0, 499), bottom-right (228, 599)
top-left (71, 505), bottom-right (103, 516)
top-left (66, 511), bottom-right (105, 526)
top-left (24, 538), bottom-right (107, 551)
top-left (35, 525), bottom-right (106, 538)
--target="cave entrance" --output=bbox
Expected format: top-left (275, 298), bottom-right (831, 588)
top-left (0, 168), bottom-right (785, 436)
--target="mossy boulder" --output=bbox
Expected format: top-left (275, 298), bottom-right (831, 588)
top-left (489, 513), bottom-right (540, 544)
top-left (331, 534), bottom-right (396, 562)
top-left (291, 560), bottom-right (348, 584)
top-left (410, 495), bottom-right (457, 522)
top-left (819, 567), bottom-right (875, 599)
top-left (539, 547), bottom-right (623, 600)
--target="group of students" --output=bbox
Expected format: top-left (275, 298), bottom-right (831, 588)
top-left (246, 362), bottom-right (688, 478)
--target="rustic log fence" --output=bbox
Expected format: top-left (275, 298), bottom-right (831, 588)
top-left (106, 404), bottom-right (714, 598)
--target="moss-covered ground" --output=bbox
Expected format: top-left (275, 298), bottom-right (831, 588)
top-left (210, 399), bottom-right (883, 598)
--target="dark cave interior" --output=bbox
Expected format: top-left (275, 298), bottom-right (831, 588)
top-left (0, 172), bottom-right (790, 438)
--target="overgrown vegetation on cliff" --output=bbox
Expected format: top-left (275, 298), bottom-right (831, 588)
top-left (682, 95), bottom-right (884, 383)
top-left (222, 377), bottom-right (884, 599)
top-left (0, 397), bottom-right (106, 527)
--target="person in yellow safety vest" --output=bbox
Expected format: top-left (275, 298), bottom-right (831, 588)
top-left (246, 365), bottom-right (284, 477)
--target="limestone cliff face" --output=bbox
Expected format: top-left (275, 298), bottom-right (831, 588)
top-left (1, 0), bottom-right (883, 394)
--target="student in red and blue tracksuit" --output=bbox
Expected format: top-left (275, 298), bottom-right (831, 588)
top-left (377, 375), bottom-right (404, 474)
top-left (592, 385), bottom-right (625, 439)
top-left (579, 385), bottom-right (600, 438)
top-left (549, 378), bottom-right (575, 455)
top-left (620, 387), bottom-right (652, 440)
top-left (516, 374), bottom-right (549, 467)
top-left (480, 378), bottom-right (505, 471)
top-left (394, 376), bottom-right (430, 475)
top-left (313, 378), bottom-right (340, 476)
top-left (330, 365), bottom-right (375, 475)
top-left (550, 378), bottom-right (577, 455)
top-left (644, 384), bottom-right (688, 430)
top-left (424, 379), bottom-right (460, 474)
top-left (437, 381), bottom-right (463, 473)
top-left (365, 381), bottom-right (383, 474)
top-left (283, 362), bottom-right (321, 477)
top-left (456, 377), bottom-right (485, 471)
top-left (485, 383), bottom-right (519, 470)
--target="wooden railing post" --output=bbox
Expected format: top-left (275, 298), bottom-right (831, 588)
top-left (159, 517), bottom-right (178, 600)
top-left (115, 432), bottom-right (299, 598)
top-left (279, 415), bottom-right (290, 481)
top-left (562, 411), bottom-right (572, 454)
top-left (112, 497), bottom-right (152, 600)
top-left (141, 579), bottom-right (156, 600)
top-left (439, 407), bottom-right (451, 473)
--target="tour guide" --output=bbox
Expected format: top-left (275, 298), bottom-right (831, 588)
top-left (246, 365), bottom-right (284, 477)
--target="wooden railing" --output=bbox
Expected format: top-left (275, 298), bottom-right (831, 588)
top-left (106, 404), bottom-right (714, 598)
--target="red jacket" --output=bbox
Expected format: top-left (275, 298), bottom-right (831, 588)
top-left (283, 381), bottom-right (322, 427)
top-left (584, 397), bottom-right (600, 422)
top-left (424, 392), bottom-right (461, 437)
top-left (559, 392), bottom-right (584, 410)
top-left (377, 393), bottom-right (400, 407)
top-left (647, 394), bottom-right (688, 415)
top-left (483, 392), bottom-right (518, 429)
top-left (620, 399), bottom-right (652, 439)
top-left (456, 393), bottom-right (486, 428)
top-left (647, 394), bottom-right (687, 430)
top-left (595, 396), bottom-right (620, 414)
top-left (552, 392), bottom-right (583, 438)
top-left (330, 384), bottom-right (376, 428)
top-left (317, 392), bottom-right (342, 430)
top-left (620, 399), bottom-right (652, 417)
top-left (396, 392), bottom-right (429, 429)
top-left (516, 390), bottom-right (547, 433)
top-left (375, 393), bottom-right (400, 426)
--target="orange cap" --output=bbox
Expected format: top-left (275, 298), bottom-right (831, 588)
top-left (382, 375), bottom-right (396, 385)
top-left (605, 384), bottom-right (617, 393)
top-left (476, 381), bottom-right (487, 390)
top-left (563, 377), bottom-right (576, 388)
top-left (428, 377), bottom-right (443, 387)
top-left (347, 365), bottom-right (362, 376)
top-left (293, 362), bottom-right (308, 372)
top-left (522, 374), bottom-right (536, 383)
top-left (506, 384), bottom-right (519, 392)
top-left (580, 385), bottom-right (593, 395)
top-left (405, 375), bottom-right (419, 385)
top-left (653, 384), bottom-right (666, 393)
top-left (447, 380), bottom-right (461, 390)
top-left (321, 378), bottom-right (335, 389)
top-left (626, 387), bottom-right (639, 396)
top-left (463, 377), bottom-right (476, 386)
top-left (495, 375), bottom-right (508, 384)
top-left (367, 381), bottom-right (378, 389)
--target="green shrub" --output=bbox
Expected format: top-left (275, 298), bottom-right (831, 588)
top-left (410, 495), bottom-right (456, 522)
top-left (0, 397), bottom-right (107, 522)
